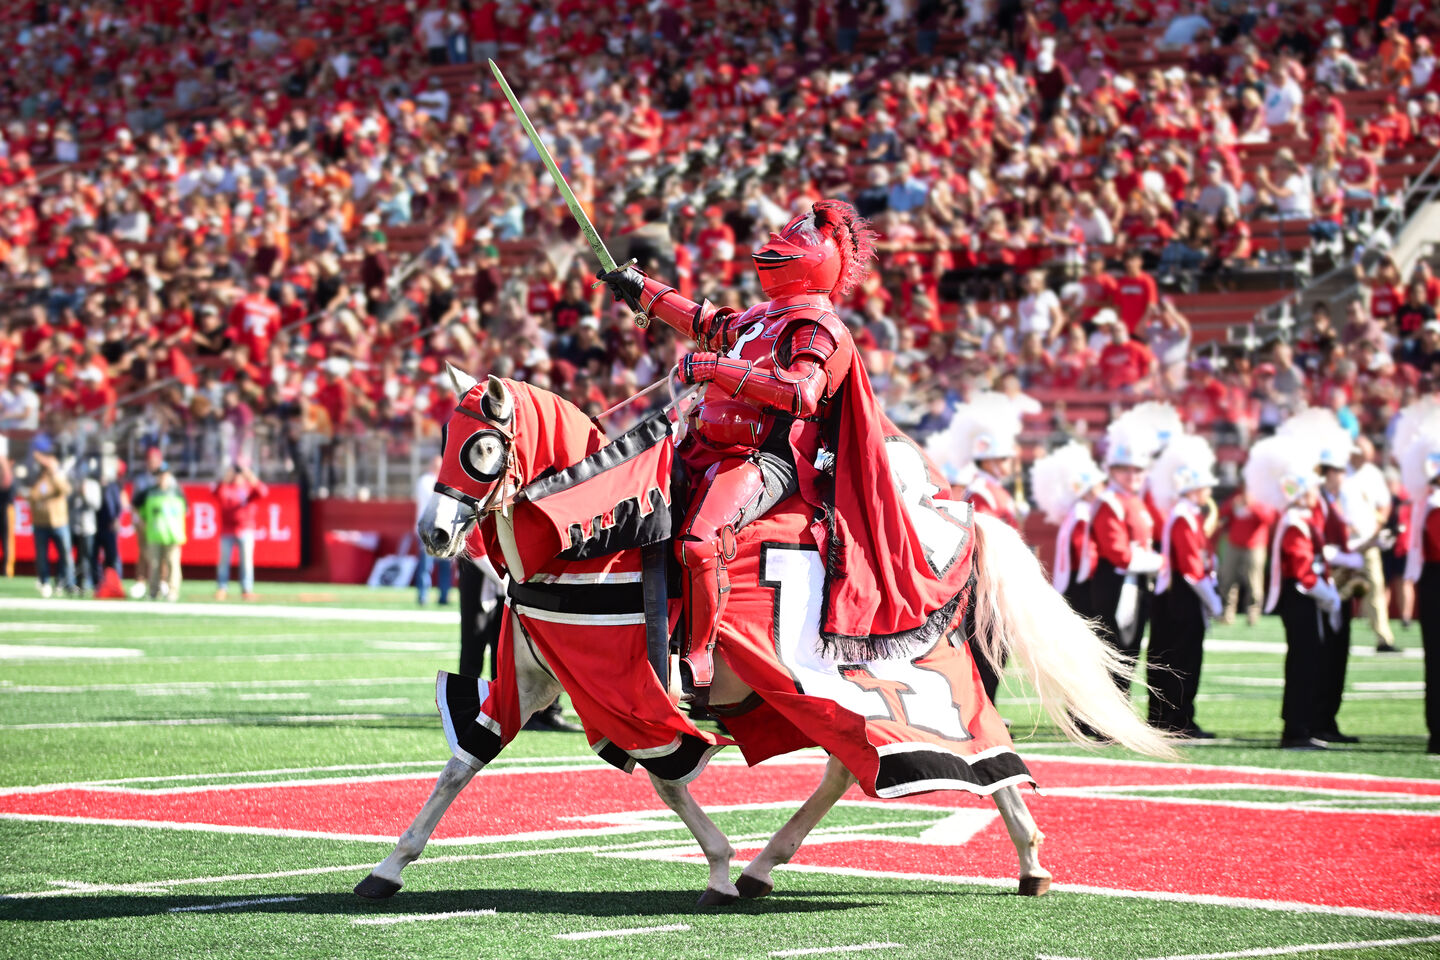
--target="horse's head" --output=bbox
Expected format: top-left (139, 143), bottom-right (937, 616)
top-left (419, 364), bottom-right (605, 559)
top-left (419, 366), bottom-right (517, 558)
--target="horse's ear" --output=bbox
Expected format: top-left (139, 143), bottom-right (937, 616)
top-left (446, 363), bottom-right (479, 399)
top-left (486, 375), bottom-right (514, 424)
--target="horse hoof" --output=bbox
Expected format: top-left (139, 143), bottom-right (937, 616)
top-left (354, 874), bottom-right (403, 899)
top-left (696, 888), bottom-right (739, 907)
top-left (736, 875), bottom-right (773, 899)
top-left (1018, 876), bottom-right (1052, 897)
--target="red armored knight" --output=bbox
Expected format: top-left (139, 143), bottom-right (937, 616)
top-left (599, 200), bottom-right (973, 687)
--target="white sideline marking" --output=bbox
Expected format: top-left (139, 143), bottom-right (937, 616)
top-left (0, 714), bottom-right (391, 731)
top-left (1204, 639), bottom-right (1423, 659)
top-left (237, 693), bottom-right (310, 702)
top-left (338, 698), bottom-right (411, 706)
top-left (1034, 932), bottom-right (1440, 960)
top-left (771, 943), bottom-right (903, 957)
top-left (771, 864), bottom-right (1440, 925)
top-left (366, 640), bottom-right (453, 652)
top-left (0, 623), bottom-right (97, 633)
top-left (1352, 681), bottom-right (1424, 692)
top-left (0, 597), bottom-right (459, 624)
top-left (169, 896), bottom-right (304, 913)
top-left (555, 924), bottom-right (690, 940)
top-left (0, 644), bottom-right (144, 660)
top-left (1, 676), bottom-right (434, 695)
top-left (353, 909), bottom-right (496, 925)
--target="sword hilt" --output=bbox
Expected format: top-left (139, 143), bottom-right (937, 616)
top-left (590, 258), bottom-right (650, 329)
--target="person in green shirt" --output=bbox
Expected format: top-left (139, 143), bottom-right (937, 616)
top-left (139, 471), bottom-right (187, 601)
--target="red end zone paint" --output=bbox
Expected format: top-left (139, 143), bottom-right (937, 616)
top-left (2, 759), bottom-right (1437, 917)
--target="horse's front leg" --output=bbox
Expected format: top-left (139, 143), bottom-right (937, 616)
top-left (992, 784), bottom-right (1051, 896)
top-left (737, 754), bottom-right (856, 899)
top-left (355, 755), bottom-right (480, 898)
top-left (648, 774), bottom-right (739, 906)
top-left (355, 618), bottom-right (562, 899)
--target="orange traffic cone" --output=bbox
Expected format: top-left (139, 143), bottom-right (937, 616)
top-left (94, 567), bottom-right (126, 600)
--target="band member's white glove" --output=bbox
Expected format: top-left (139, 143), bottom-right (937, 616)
top-left (1126, 549), bottom-right (1163, 576)
top-left (1191, 575), bottom-right (1225, 619)
top-left (1325, 546), bottom-right (1365, 570)
top-left (1302, 580), bottom-right (1341, 615)
top-left (1376, 528), bottom-right (1398, 551)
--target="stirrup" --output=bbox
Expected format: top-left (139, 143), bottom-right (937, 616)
top-left (679, 645), bottom-right (716, 690)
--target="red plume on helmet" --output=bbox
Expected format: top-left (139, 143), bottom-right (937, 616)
top-left (751, 200), bottom-right (876, 299)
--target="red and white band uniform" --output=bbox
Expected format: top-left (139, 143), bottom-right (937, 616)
top-left (1149, 499), bottom-right (1222, 733)
top-left (1052, 499), bottom-right (1098, 619)
top-left (1089, 481), bottom-right (1161, 687)
top-left (965, 467), bottom-right (1020, 530)
top-left (1404, 488), bottom-right (1440, 752)
top-left (1311, 488), bottom-right (1355, 737)
top-left (1265, 501), bottom-right (1343, 744)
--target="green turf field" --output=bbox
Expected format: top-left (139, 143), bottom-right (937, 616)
top-left (1, 576), bottom-right (1435, 960)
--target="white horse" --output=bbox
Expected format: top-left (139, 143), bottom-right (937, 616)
top-left (356, 371), bottom-right (1172, 904)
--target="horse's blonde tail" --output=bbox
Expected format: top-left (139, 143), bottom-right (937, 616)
top-left (969, 513), bottom-right (1177, 760)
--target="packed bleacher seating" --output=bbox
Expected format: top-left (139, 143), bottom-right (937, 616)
top-left (1, 0), bottom-right (1439, 492)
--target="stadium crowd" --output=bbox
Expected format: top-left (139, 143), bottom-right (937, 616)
top-left (0, 0), bottom-right (1438, 478)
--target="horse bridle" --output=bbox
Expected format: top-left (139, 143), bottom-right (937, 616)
top-left (434, 396), bottom-right (519, 518)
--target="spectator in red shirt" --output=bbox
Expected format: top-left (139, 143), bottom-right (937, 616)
top-left (213, 463), bottom-right (268, 601)
top-left (1097, 313), bottom-right (1158, 391)
top-left (1418, 92), bottom-right (1440, 148)
top-left (228, 276), bottom-right (283, 360)
top-left (1371, 94), bottom-right (1413, 150)
top-left (1052, 322), bottom-right (1097, 389)
top-left (1217, 480), bottom-right (1277, 625)
top-left (1338, 136), bottom-right (1379, 200)
top-left (1113, 248), bottom-right (1159, 332)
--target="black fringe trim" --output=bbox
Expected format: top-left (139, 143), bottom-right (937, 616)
top-left (818, 587), bottom-right (967, 662)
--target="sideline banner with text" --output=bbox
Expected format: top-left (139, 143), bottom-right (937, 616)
top-left (11, 483), bottom-right (302, 568)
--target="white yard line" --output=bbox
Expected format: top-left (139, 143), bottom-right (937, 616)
top-left (1020, 753), bottom-right (1440, 788)
top-left (237, 693), bottom-right (311, 702)
top-left (1, 677), bottom-right (435, 695)
top-left (0, 714), bottom-right (392, 731)
top-left (770, 944), bottom-right (903, 957)
top-left (1, 598), bottom-right (458, 624)
top-left (555, 924), bottom-right (690, 940)
top-left (0, 644), bottom-right (144, 660)
top-left (168, 896), bottom-right (304, 913)
top-left (352, 909), bottom-right (496, 925)
top-left (337, 698), bottom-right (412, 706)
top-left (772, 863), bottom-right (1440, 926)
top-left (1035, 932), bottom-right (1440, 960)
top-left (0, 623), bottom-right (97, 633)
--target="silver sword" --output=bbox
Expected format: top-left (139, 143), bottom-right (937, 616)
top-left (488, 59), bottom-right (650, 329)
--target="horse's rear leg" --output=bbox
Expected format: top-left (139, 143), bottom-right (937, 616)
top-left (737, 754), bottom-right (856, 899)
top-left (649, 774), bottom-right (740, 907)
top-left (993, 784), bottom-right (1050, 896)
top-left (355, 756), bottom-right (479, 898)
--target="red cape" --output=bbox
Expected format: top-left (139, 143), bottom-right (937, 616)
top-left (797, 346), bottom-right (976, 661)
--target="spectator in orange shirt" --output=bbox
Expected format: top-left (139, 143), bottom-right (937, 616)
top-left (1377, 17), bottom-right (1414, 87)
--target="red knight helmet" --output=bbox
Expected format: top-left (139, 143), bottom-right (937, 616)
top-left (751, 200), bottom-right (876, 299)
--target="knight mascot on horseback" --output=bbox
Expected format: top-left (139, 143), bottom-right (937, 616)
top-left (355, 60), bottom-right (1174, 909)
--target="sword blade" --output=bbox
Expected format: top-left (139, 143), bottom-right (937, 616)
top-left (488, 59), bottom-right (617, 274)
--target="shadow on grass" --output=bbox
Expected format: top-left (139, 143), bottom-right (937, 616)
top-left (0, 888), bottom-right (885, 923)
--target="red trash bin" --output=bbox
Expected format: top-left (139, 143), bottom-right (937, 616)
top-left (323, 530), bottom-right (381, 584)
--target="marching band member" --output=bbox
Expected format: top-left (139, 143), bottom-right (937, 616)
top-left (1032, 441), bottom-right (1106, 620)
top-left (926, 392), bottom-right (1025, 529)
top-left (1398, 399), bottom-right (1440, 755)
top-left (1090, 412), bottom-right (1165, 694)
top-left (1248, 435), bottom-right (1342, 750)
top-left (1283, 413), bottom-right (1364, 745)
top-left (1148, 435), bottom-right (1223, 738)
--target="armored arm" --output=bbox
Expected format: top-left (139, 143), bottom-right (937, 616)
top-left (679, 320), bottom-right (849, 419)
top-left (596, 266), bottom-right (734, 348)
